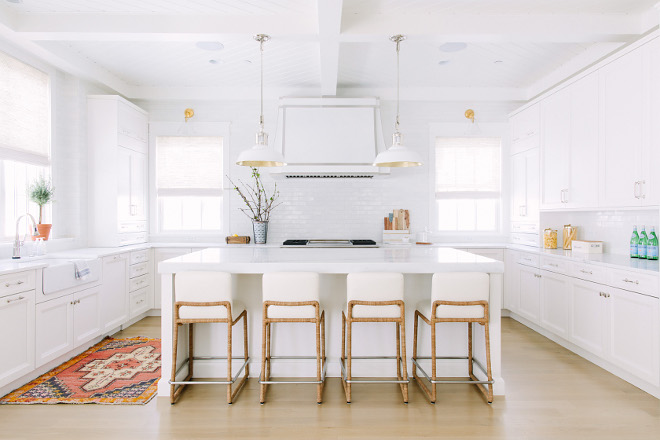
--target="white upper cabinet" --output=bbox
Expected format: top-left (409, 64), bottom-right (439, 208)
top-left (510, 104), bottom-right (540, 156)
top-left (88, 95), bottom-right (149, 247)
top-left (511, 148), bottom-right (539, 223)
top-left (641, 37), bottom-right (660, 206)
top-left (598, 48), bottom-right (644, 208)
top-left (540, 75), bottom-right (599, 210)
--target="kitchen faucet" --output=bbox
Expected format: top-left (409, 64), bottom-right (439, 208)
top-left (12, 213), bottom-right (38, 259)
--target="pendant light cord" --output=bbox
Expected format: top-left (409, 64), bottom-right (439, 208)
top-left (259, 36), bottom-right (264, 129)
top-left (395, 37), bottom-right (400, 132)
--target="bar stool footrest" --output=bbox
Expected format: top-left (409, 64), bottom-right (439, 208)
top-left (170, 356), bottom-right (249, 385)
top-left (339, 357), bottom-right (410, 384)
top-left (259, 355), bottom-right (327, 385)
top-left (412, 357), bottom-right (493, 385)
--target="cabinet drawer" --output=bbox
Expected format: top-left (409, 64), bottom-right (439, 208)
top-left (129, 274), bottom-right (150, 292)
top-left (0, 271), bottom-right (36, 298)
top-left (571, 263), bottom-right (607, 284)
top-left (129, 262), bottom-right (149, 279)
top-left (119, 232), bottom-right (147, 246)
top-left (608, 269), bottom-right (658, 298)
top-left (511, 233), bottom-right (539, 247)
top-left (130, 287), bottom-right (150, 318)
top-left (517, 252), bottom-right (540, 267)
top-left (511, 222), bottom-right (538, 233)
top-left (130, 250), bottom-right (149, 265)
top-left (540, 256), bottom-right (569, 274)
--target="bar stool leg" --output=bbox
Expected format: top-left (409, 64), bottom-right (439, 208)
top-left (484, 322), bottom-right (494, 403)
top-left (188, 323), bottom-right (194, 379)
top-left (170, 321), bottom-right (179, 404)
top-left (316, 311), bottom-right (322, 404)
top-left (395, 322), bottom-right (402, 381)
top-left (412, 312), bottom-right (419, 382)
top-left (346, 317), bottom-right (353, 403)
top-left (468, 323), bottom-right (474, 378)
top-left (243, 313), bottom-right (250, 378)
top-left (431, 321), bottom-right (437, 403)
top-left (226, 319), bottom-right (233, 404)
top-left (260, 314), bottom-right (267, 404)
top-left (399, 318), bottom-right (409, 404)
top-left (266, 323), bottom-right (272, 381)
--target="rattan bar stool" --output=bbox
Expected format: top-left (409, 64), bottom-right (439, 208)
top-left (169, 271), bottom-right (249, 404)
top-left (341, 272), bottom-right (409, 404)
top-left (412, 272), bottom-right (494, 404)
top-left (260, 272), bottom-right (326, 404)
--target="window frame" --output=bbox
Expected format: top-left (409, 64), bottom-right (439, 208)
top-left (428, 122), bottom-right (509, 239)
top-left (0, 46), bottom-right (53, 243)
top-left (148, 122), bottom-right (231, 239)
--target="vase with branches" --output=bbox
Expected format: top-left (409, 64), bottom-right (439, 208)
top-left (228, 167), bottom-right (281, 243)
top-left (28, 176), bottom-right (55, 240)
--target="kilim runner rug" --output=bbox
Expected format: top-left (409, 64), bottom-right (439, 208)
top-left (0, 337), bottom-right (161, 405)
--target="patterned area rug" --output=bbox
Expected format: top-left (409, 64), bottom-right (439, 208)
top-left (0, 337), bottom-right (161, 405)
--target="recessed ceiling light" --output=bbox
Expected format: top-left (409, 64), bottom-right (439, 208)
top-left (439, 42), bottom-right (468, 53)
top-left (438, 59), bottom-right (450, 66)
top-left (494, 60), bottom-right (504, 65)
top-left (196, 41), bottom-right (224, 51)
top-left (6, 0), bottom-right (23, 3)
top-left (208, 59), bottom-right (222, 65)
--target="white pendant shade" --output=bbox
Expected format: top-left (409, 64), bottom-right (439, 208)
top-left (236, 141), bottom-right (286, 167)
top-left (373, 132), bottom-right (422, 167)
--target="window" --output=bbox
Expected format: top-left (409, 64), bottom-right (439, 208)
top-left (435, 137), bottom-right (501, 232)
top-left (0, 50), bottom-right (50, 240)
top-left (155, 136), bottom-right (223, 232)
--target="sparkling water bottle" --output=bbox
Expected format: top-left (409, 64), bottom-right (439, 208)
top-left (639, 226), bottom-right (648, 259)
top-left (648, 227), bottom-right (659, 261)
top-left (630, 226), bottom-right (639, 258)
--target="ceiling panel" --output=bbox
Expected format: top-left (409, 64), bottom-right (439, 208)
top-left (343, 0), bottom-right (659, 15)
top-left (338, 41), bottom-right (617, 89)
top-left (3, 0), bottom-right (314, 15)
top-left (38, 39), bottom-right (321, 87)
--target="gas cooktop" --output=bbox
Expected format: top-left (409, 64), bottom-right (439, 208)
top-left (282, 239), bottom-right (378, 248)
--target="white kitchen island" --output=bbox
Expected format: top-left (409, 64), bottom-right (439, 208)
top-left (158, 246), bottom-right (505, 398)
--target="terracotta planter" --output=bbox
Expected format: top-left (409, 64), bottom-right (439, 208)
top-left (32, 224), bottom-right (52, 241)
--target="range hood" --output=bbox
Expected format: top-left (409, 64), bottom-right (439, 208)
top-left (269, 97), bottom-right (390, 178)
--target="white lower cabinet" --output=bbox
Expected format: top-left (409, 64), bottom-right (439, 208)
top-left (569, 279), bottom-right (607, 358)
top-left (518, 265), bottom-right (541, 323)
top-left (539, 270), bottom-right (570, 339)
top-left (607, 287), bottom-right (659, 385)
top-left (101, 253), bottom-right (129, 332)
top-left (0, 291), bottom-right (35, 388)
top-left (504, 250), bottom-right (521, 312)
top-left (36, 286), bottom-right (102, 368)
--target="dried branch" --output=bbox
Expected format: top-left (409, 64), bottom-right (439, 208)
top-left (227, 167), bottom-right (281, 222)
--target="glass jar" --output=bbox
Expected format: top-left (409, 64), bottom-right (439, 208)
top-left (563, 224), bottom-right (577, 250)
top-left (543, 228), bottom-right (557, 249)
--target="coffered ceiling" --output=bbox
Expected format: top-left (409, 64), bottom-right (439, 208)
top-left (0, 0), bottom-right (657, 101)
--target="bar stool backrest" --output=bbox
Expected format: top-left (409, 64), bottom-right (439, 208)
top-left (431, 272), bottom-right (489, 303)
top-left (262, 272), bottom-right (320, 302)
top-left (347, 272), bottom-right (404, 301)
top-left (175, 271), bottom-right (233, 303)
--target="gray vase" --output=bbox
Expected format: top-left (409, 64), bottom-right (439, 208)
top-left (252, 220), bottom-right (268, 244)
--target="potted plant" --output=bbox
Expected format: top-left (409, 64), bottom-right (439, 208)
top-left (28, 176), bottom-right (54, 241)
top-left (228, 167), bottom-right (281, 244)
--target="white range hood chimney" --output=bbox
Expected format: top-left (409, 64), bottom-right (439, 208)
top-left (269, 97), bottom-right (390, 178)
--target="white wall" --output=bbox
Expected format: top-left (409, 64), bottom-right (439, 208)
top-left (139, 99), bottom-right (516, 243)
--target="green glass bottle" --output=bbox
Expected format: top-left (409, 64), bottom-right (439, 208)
top-left (648, 227), bottom-right (659, 261)
top-left (630, 226), bottom-right (639, 258)
top-left (639, 226), bottom-right (648, 259)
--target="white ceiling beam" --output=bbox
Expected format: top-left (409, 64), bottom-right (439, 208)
top-left (0, 15), bottom-right (131, 95)
top-left (13, 14), bottom-right (316, 41)
top-left (128, 85), bottom-right (524, 102)
top-left (317, 0), bottom-right (343, 96)
top-left (341, 13), bottom-right (645, 43)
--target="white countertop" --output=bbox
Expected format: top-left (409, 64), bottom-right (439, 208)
top-left (157, 246), bottom-right (505, 274)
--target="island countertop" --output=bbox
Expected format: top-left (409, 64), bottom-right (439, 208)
top-left (158, 246), bottom-right (505, 274)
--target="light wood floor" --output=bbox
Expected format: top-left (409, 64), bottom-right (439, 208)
top-left (1, 317), bottom-right (659, 439)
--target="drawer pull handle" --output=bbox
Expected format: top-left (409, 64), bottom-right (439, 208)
top-left (5, 280), bottom-right (25, 287)
top-left (548, 263), bottom-right (558, 267)
top-left (580, 269), bottom-right (593, 275)
top-left (6, 296), bottom-right (25, 304)
top-left (623, 278), bottom-right (639, 285)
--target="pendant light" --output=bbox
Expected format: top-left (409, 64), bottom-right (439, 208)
top-left (236, 34), bottom-right (286, 167)
top-left (373, 35), bottom-right (423, 168)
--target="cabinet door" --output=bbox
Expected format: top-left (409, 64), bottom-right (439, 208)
top-left (541, 88), bottom-right (571, 209)
top-left (511, 103), bottom-right (540, 144)
top-left (101, 253), bottom-right (129, 332)
top-left (568, 75), bottom-right (599, 208)
top-left (518, 265), bottom-right (540, 323)
top-left (608, 288), bottom-right (659, 385)
top-left (504, 251), bottom-right (520, 313)
top-left (570, 279), bottom-right (607, 357)
top-left (74, 286), bottom-right (102, 347)
top-left (130, 151), bottom-right (147, 221)
top-left (511, 153), bottom-right (527, 221)
top-left (0, 291), bottom-right (35, 388)
top-left (525, 148), bottom-right (540, 222)
top-left (154, 248), bottom-right (192, 309)
top-left (539, 270), bottom-right (570, 339)
top-left (35, 295), bottom-right (74, 368)
top-left (642, 38), bottom-right (660, 206)
top-left (599, 49), bottom-right (644, 208)
top-left (117, 147), bottom-right (132, 224)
